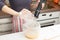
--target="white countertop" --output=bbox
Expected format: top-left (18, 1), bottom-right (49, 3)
top-left (0, 24), bottom-right (60, 40)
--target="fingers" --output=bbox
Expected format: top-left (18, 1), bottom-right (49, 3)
top-left (20, 9), bottom-right (32, 14)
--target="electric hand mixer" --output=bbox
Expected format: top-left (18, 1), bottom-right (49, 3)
top-left (34, 0), bottom-right (42, 18)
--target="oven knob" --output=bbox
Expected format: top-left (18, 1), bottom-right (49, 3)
top-left (49, 14), bottom-right (52, 16)
top-left (42, 14), bottom-right (46, 16)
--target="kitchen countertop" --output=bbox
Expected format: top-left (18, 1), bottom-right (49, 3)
top-left (0, 11), bottom-right (12, 18)
top-left (0, 24), bottom-right (60, 40)
top-left (40, 8), bottom-right (60, 13)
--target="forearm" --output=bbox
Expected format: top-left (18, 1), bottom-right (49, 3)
top-left (2, 5), bottom-right (19, 16)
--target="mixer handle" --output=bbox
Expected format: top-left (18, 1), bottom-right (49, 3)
top-left (34, 0), bottom-right (42, 18)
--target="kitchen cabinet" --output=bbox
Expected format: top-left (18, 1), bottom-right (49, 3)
top-left (0, 11), bottom-right (12, 35)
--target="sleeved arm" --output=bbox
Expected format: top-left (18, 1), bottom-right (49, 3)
top-left (0, 0), bottom-right (5, 10)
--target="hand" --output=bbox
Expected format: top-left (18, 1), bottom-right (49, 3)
top-left (19, 9), bottom-right (34, 19)
top-left (42, 3), bottom-right (45, 9)
top-left (38, 0), bottom-right (45, 9)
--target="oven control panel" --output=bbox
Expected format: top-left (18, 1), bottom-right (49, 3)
top-left (36, 11), bottom-right (60, 27)
top-left (37, 11), bottom-right (60, 21)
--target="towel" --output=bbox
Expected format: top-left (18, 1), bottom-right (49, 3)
top-left (12, 9), bottom-right (40, 33)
